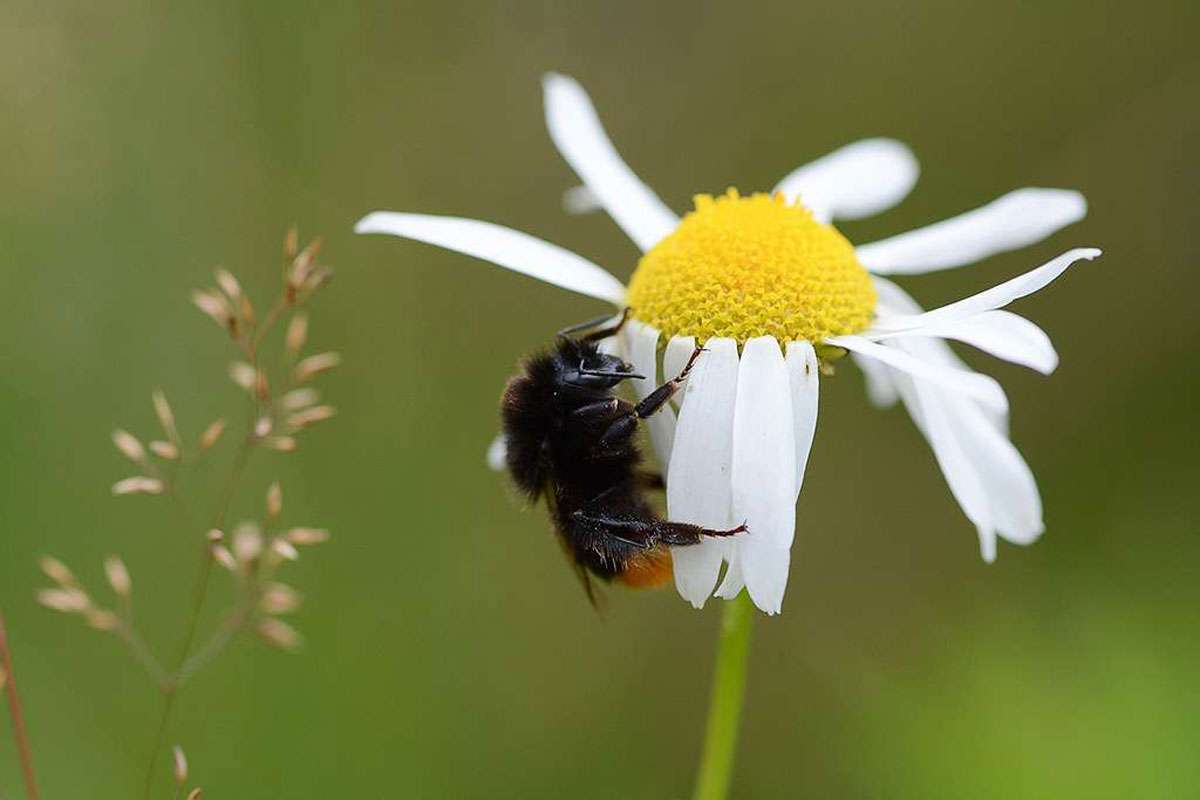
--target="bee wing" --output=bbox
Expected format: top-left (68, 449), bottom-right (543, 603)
top-left (569, 553), bottom-right (607, 613)
top-left (545, 484), bottom-right (607, 613)
top-left (566, 545), bottom-right (607, 613)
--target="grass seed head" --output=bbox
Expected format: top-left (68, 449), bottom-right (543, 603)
top-left (151, 390), bottom-right (179, 444)
top-left (199, 418), bottom-right (227, 450)
top-left (173, 745), bottom-right (189, 784)
top-left (191, 289), bottom-right (234, 331)
top-left (270, 538), bottom-right (299, 562)
top-left (112, 476), bottom-right (165, 496)
top-left (266, 482), bottom-right (283, 519)
top-left (294, 352), bottom-right (341, 383)
top-left (286, 527), bottom-right (330, 546)
top-left (263, 436), bottom-right (297, 453)
top-left (111, 429), bottom-right (146, 463)
top-left (40, 556), bottom-right (77, 586)
top-left (284, 226), bottom-right (299, 259)
top-left (257, 618), bottom-right (302, 651)
top-left (229, 362), bottom-right (257, 391)
top-left (150, 440), bottom-right (179, 460)
top-left (104, 556), bottom-right (132, 597)
top-left (85, 609), bottom-right (118, 631)
top-left (286, 313), bottom-right (308, 355)
top-left (260, 583), bottom-right (302, 615)
top-left (38, 587), bottom-right (90, 614)
top-left (233, 523), bottom-right (263, 565)
top-left (281, 388), bottom-right (320, 412)
top-left (211, 545), bottom-right (237, 572)
top-left (287, 405), bottom-right (336, 430)
top-left (214, 268), bottom-right (241, 301)
top-left (254, 416), bottom-right (274, 438)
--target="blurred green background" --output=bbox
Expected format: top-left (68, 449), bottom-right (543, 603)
top-left (2, 1), bottom-right (1198, 797)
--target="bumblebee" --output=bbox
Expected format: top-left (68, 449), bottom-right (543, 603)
top-left (500, 312), bottom-right (745, 605)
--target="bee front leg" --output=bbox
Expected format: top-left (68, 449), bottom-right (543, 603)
top-left (631, 344), bottom-right (706, 419)
top-left (571, 398), bottom-right (633, 425)
top-left (557, 307), bottom-right (631, 343)
top-left (598, 346), bottom-right (708, 447)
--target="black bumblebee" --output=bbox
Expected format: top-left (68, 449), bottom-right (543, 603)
top-left (500, 311), bottom-right (746, 605)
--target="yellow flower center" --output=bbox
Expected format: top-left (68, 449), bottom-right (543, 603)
top-left (626, 189), bottom-right (876, 345)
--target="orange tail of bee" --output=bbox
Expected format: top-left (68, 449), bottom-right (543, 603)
top-left (617, 546), bottom-right (673, 589)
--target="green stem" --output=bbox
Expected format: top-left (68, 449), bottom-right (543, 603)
top-left (692, 592), bottom-right (754, 800)
top-left (0, 611), bottom-right (40, 800)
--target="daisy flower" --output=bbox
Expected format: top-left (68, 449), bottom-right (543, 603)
top-left (356, 73), bottom-right (1099, 615)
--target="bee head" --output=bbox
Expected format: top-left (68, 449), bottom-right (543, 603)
top-left (557, 338), bottom-right (642, 389)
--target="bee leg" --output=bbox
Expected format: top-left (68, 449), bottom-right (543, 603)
top-left (570, 510), bottom-right (656, 550)
top-left (571, 511), bottom-right (746, 549)
top-left (598, 374), bottom-right (692, 447)
top-left (597, 344), bottom-right (708, 448)
top-left (570, 398), bottom-right (629, 423)
top-left (598, 414), bottom-right (639, 449)
top-left (630, 344), bottom-right (707, 419)
top-left (557, 307), bottom-right (631, 343)
top-left (652, 520), bottom-right (748, 546)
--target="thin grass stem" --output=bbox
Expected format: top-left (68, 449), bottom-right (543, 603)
top-left (0, 611), bottom-right (40, 800)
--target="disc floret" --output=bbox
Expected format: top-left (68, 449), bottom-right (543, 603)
top-left (626, 189), bottom-right (876, 344)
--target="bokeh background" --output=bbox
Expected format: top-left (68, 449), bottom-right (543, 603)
top-left (2, 1), bottom-right (1198, 797)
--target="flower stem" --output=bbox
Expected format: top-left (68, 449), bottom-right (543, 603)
top-left (0, 611), bottom-right (40, 800)
top-left (141, 437), bottom-right (253, 799)
top-left (691, 592), bottom-right (754, 800)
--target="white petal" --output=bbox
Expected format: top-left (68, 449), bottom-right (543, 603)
top-left (355, 212), bottom-right (627, 304)
top-left (714, 546), bottom-right (744, 599)
top-left (667, 338), bottom-right (739, 607)
top-left (869, 310), bottom-right (1059, 375)
top-left (662, 335), bottom-right (697, 411)
top-left (486, 434), bottom-right (507, 472)
top-left (904, 379), bottom-right (996, 558)
top-left (828, 335), bottom-right (1008, 413)
top-left (852, 352), bottom-right (900, 408)
top-left (596, 333), bottom-right (622, 358)
top-left (871, 275), bottom-right (924, 316)
top-left (900, 374), bottom-right (1044, 562)
top-left (740, 539), bottom-right (790, 615)
top-left (623, 321), bottom-right (675, 469)
top-left (978, 526), bottom-right (998, 564)
top-left (542, 73), bottom-right (679, 252)
top-left (871, 277), bottom-right (1008, 432)
top-left (672, 542), bottom-right (729, 610)
top-left (562, 185), bottom-right (601, 214)
top-left (731, 337), bottom-right (796, 550)
top-left (773, 139), bottom-right (918, 222)
top-left (729, 337), bottom-right (796, 614)
top-left (937, 391), bottom-right (1044, 546)
top-left (870, 248), bottom-right (1100, 332)
top-left (784, 342), bottom-right (820, 497)
top-left (857, 188), bottom-right (1088, 275)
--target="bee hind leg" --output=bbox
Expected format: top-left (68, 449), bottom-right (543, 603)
top-left (652, 520), bottom-right (747, 546)
top-left (571, 510), bottom-right (746, 550)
